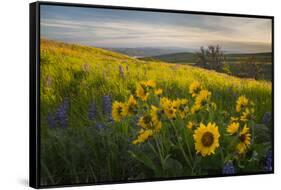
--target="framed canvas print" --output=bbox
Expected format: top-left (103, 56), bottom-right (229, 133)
top-left (29, 1), bottom-right (274, 188)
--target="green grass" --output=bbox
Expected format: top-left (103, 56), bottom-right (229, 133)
top-left (141, 52), bottom-right (272, 81)
top-left (40, 39), bottom-right (272, 186)
top-left (142, 52), bottom-right (272, 64)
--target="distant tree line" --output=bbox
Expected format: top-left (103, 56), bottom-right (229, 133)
top-left (195, 45), bottom-right (269, 80)
top-left (195, 45), bottom-right (225, 71)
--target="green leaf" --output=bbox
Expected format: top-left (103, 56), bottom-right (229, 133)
top-left (128, 150), bottom-right (161, 176)
top-left (163, 157), bottom-right (183, 176)
top-left (252, 124), bottom-right (271, 143)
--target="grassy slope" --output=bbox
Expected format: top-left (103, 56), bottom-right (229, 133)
top-left (41, 39), bottom-right (272, 126)
top-left (141, 52), bottom-right (272, 64)
top-left (140, 52), bottom-right (196, 63)
top-left (40, 39), bottom-right (272, 184)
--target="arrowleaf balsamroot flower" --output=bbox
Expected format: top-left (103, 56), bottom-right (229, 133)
top-left (154, 88), bottom-right (163, 96)
top-left (141, 80), bottom-right (156, 88)
top-left (236, 125), bottom-right (251, 154)
top-left (137, 114), bottom-right (162, 130)
top-left (189, 81), bottom-right (202, 97)
top-left (191, 89), bottom-right (211, 113)
top-left (227, 122), bottom-right (240, 135)
top-left (240, 108), bottom-right (254, 122)
top-left (136, 84), bottom-right (149, 101)
top-left (132, 129), bottom-right (154, 144)
top-left (150, 106), bottom-right (162, 130)
top-left (193, 122), bottom-right (220, 157)
top-left (176, 98), bottom-right (189, 119)
top-left (230, 117), bottom-right (239, 122)
top-left (160, 97), bottom-right (177, 119)
top-left (126, 95), bottom-right (138, 115)
top-left (112, 101), bottom-right (126, 122)
top-left (236, 95), bottom-right (249, 112)
top-left (186, 121), bottom-right (194, 130)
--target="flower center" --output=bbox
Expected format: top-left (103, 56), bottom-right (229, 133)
top-left (143, 115), bottom-right (152, 124)
top-left (117, 107), bottom-right (122, 115)
top-left (201, 132), bottom-right (214, 147)
top-left (239, 134), bottom-right (246, 142)
top-left (168, 109), bottom-right (174, 115)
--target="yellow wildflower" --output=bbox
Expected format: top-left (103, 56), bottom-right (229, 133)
top-left (189, 81), bottom-right (202, 97)
top-left (136, 84), bottom-right (149, 101)
top-left (151, 106), bottom-right (161, 123)
top-left (191, 90), bottom-right (211, 113)
top-left (193, 122), bottom-right (220, 157)
top-left (240, 108), bottom-right (254, 122)
top-left (191, 103), bottom-right (201, 114)
top-left (176, 99), bottom-right (189, 119)
top-left (132, 129), bottom-right (154, 144)
top-left (195, 89), bottom-right (211, 106)
top-left (231, 117), bottom-right (239, 122)
top-left (112, 101), bottom-right (125, 121)
top-left (150, 106), bottom-right (162, 130)
top-left (127, 95), bottom-right (137, 114)
top-left (137, 115), bottom-right (152, 129)
top-left (137, 113), bottom-right (162, 130)
top-left (186, 121), bottom-right (194, 130)
top-left (227, 122), bottom-right (239, 135)
top-left (121, 104), bottom-right (129, 117)
top-left (236, 95), bottom-right (249, 112)
top-left (160, 98), bottom-right (176, 119)
top-left (141, 80), bottom-right (156, 88)
top-left (236, 125), bottom-right (251, 154)
top-left (154, 88), bottom-right (163, 96)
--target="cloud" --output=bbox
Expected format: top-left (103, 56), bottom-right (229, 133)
top-left (40, 5), bottom-right (272, 52)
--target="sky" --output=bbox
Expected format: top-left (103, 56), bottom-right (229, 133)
top-left (41, 5), bottom-right (272, 53)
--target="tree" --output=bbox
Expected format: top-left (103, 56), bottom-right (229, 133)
top-left (196, 45), bottom-right (225, 71)
top-left (195, 46), bottom-right (208, 68)
top-left (245, 56), bottom-right (261, 80)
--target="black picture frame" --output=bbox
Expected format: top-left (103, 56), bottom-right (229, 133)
top-left (30, 1), bottom-right (274, 188)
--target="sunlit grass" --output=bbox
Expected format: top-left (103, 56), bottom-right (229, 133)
top-left (40, 39), bottom-right (272, 185)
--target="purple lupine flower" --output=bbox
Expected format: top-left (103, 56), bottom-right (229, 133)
top-left (45, 75), bottom-right (52, 88)
top-left (46, 112), bottom-right (56, 128)
top-left (227, 87), bottom-right (236, 99)
top-left (262, 112), bottom-right (272, 126)
top-left (103, 70), bottom-right (107, 79)
top-left (264, 150), bottom-right (272, 172)
top-left (82, 63), bottom-right (90, 73)
top-left (88, 102), bottom-right (96, 120)
top-left (119, 65), bottom-right (124, 78)
top-left (102, 95), bottom-right (112, 116)
top-left (222, 162), bottom-right (235, 175)
top-left (96, 123), bottom-right (105, 130)
top-left (55, 99), bottom-right (69, 128)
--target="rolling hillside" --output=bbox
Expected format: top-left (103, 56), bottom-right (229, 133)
top-left (141, 52), bottom-right (272, 64)
top-left (140, 51), bottom-right (272, 80)
top-left (41, 39), bottom-right (272, 126)
top-left (40, 39), bottom-right (272, 185)
top-left (141, 52), bottom-right (197, 63)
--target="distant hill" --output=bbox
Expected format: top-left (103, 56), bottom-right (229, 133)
top-left (141, 52), bottom-right (272, 64)
top-left (103, 47), bottom-right (196, 58)
top-left (224, 52), bottom-right (272, 63)
top-left (141, 52), bottom-right (196, 64)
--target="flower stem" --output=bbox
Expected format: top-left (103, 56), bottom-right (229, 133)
top-left (170, 120), bottom-right (193, 169)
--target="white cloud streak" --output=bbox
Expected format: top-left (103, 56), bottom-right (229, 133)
top-left (41, 13), bottom-right (272, 53)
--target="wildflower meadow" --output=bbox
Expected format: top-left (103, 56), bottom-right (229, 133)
top-left (40, 39), bottom-right (273, 185)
